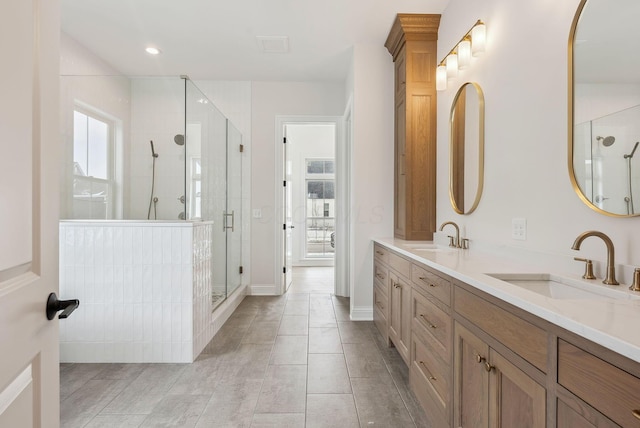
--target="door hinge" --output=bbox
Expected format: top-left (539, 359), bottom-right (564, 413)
top-left (239, 266), bottom-right (243, 274)
top-left (283, 137), bottom-right (287, 144)
top-left (283, 223), bottom-right (286, 230)
top-left (283, 267), bottom-right (286, 274)
top-left (283, 180), bottom-right (286, 187)
top-left (239, 144), bottom-right (244, 153)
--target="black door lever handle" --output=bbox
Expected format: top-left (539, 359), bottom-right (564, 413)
top-left (46, 293), bottom-right (80, 320)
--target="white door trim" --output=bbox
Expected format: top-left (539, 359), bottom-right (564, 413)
top-left (274, 116), bottom-right (347, 295)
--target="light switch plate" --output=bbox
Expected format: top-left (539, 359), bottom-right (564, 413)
top-left (512, 218), bottom-right (527, 240)
top-left (252, 208), bottom-right (262, 219)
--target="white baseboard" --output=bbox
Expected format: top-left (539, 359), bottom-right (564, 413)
top-left (249, 284), bottom-right (279, 295)
top-left (209, 284), bottom-right (248, 333)
top-left (350, 305), bottom-right (373, 321)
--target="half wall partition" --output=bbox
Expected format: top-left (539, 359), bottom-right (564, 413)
top-left (59, 74), bottom-right (243, 362)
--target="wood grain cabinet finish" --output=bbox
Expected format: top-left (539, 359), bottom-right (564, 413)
top-left (558, 339), bottom-right (640, 427)
top-left (454, 285), bottom-right (548, 372)
top-left (389, 271), bottom-right (411, 364)
top-left (454, 322), bottom-right (545, 428)
top-left (371, 244), bottom-right (640, 427)
top-left (385, 14), bottom-right (440, 240)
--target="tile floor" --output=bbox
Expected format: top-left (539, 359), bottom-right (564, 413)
top-left (60, 267), bottom-right (429, 427)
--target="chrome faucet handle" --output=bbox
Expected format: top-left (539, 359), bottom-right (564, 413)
top-left (461, 238), bottom-right (469, 249)
top-left (630, 268), bottom-right (640, 292)
top-left (447, 236), bottom-right (456, 247)
top-left (573, 257), bottom-right (596, 280)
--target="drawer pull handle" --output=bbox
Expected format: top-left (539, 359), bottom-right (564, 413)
top-left (632, 410), bottom-right (640, 420)
top-left (419, 314), bottom-right (437, 329)
top-left (417, 276), bottom-right (437, 287)
top-left (375, 273), bottom-right (384, 280)
top-left (376, 301), bottom-right (384, 309)
top-left (418, 361), bottom-right (435, 381)
top-left (484, 361), bottom-right (494, 372)
top-left (475, 354), bottom-right (486, 364)
top-left (376, 251), bottom-right (384, 255)
top-left (394, 283), bottom-right (402, 289)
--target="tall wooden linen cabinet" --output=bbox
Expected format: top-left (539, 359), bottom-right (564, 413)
top-left (385, 14), bottom-right (440, 240)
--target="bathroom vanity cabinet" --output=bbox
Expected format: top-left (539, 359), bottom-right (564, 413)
top-left (384, 15), bottom-right (440, 241)
top-left (372, 241), bottom-right (640, 428)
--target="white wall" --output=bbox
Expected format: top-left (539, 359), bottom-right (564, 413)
top-left (347, 44), bottom-right (395, 318)
top-left (250, 82), bottom-right (345, 289)
top-left (436, 0), bottom-right (640, 282)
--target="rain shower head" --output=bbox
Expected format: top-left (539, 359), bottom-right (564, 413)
top-left (596, 136), bottom-right (616, 147)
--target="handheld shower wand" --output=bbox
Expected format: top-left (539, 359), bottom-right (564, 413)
top-left (624, 142), bottom-right (639, 214)
top-left (150, 140), bottom-right (159, 158)
top-left (148, 140), bottom-right (159, 219)
top-left (624, 141), bottom-right (639, 159)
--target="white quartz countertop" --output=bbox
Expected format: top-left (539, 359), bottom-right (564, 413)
top-left (373, 237), bottom-right (640, 364)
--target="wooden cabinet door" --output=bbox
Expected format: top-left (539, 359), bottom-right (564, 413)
top-left (488, 349), bottom-right (546, 428)
top-left (389, 272), bottom-right (410, 362)
top-left (399, 277), bottom-right (411, 361)
top-left (389, 272), bottom-right (401, 345)
top-left (454, 322), bottom-right (490, 428)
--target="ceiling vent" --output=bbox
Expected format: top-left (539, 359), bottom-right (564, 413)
top-left (256, 36), bottom-right (290, 53)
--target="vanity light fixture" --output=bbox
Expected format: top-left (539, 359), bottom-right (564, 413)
top-left (145, 46), bottom-right (161, 55)
top-left (436, 20), bottom-right (486, 91)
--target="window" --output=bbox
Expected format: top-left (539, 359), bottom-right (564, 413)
top-left (305, 159), bottom-right (335, 258)
top-left (72, 109), bottom-right (114, 219)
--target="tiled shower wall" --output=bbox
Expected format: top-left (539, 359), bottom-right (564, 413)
top-left (59, 220), bottom-right (213, 363)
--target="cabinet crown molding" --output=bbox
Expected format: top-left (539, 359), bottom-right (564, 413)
top-left (385, 14), bottom-right (441, 59)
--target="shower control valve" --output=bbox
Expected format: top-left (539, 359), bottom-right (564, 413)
top-left (178, 195), bottom-right (185, 204)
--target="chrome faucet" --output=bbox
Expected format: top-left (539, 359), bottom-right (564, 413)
top-left (439, 221), bottom-right (461, 248)
top-left (571, 231), bottom-right (619, 285)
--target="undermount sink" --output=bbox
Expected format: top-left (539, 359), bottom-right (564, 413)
top-left (400, 243), bottom-right (455, 253)
top-left (486, 273), bottom-right (639, 300)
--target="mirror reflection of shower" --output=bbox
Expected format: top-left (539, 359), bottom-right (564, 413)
top-left (147, 140), bottom-right (159, 220)
top-left (596, 135), bottom-right (616, 147)
top-left (624, 141), bottom-right (639, 214)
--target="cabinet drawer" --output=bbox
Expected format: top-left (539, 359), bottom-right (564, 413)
top-left (454, 287), bottom-right (548, 372)
top-left (558, 340), bottom-right (640, 427)
top-left (412, 288), bottom-right (451, 360)
top-left (411, 334), bottom-right (450, 411)
top-left (389, 252), bottom-right (411, 276)
top-left (374, 262), bottom-right (388, 284)
top-left (374, 244), bottom-right (389, 264)
top-left (374, 283), bottom-right (388, 315)
top-left (412, 263), bottom-right (451, 306)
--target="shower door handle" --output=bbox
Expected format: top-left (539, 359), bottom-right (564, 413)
top-left (223, 211), bottom-right (235, 232)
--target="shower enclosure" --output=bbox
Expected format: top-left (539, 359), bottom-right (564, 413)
top-left (574, 104), bottom-right (640, 215)
top-left (60, 75), bottom-right (243, 309)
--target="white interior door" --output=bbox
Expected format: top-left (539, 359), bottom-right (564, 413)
top-left (0, 0), bottom-right (61, 426)
top-left (284, 127), bottom-right (293, 291)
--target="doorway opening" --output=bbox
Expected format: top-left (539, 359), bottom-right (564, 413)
top-left (275, 116), bottom-right (347, 296)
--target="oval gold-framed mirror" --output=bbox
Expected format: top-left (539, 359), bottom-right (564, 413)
top-left (569, 0), bottom-right (640, 217)
top-left (449, 82), bottom-right (485, 215)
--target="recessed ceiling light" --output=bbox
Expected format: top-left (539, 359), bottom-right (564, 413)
top-left (256, 36), bottom-right (289, 53)
top-left (145, 47), bottom-right (161, 55)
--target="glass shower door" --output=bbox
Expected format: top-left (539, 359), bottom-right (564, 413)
top-left (226, 121), bottom-right (243, 296)
top-left (185, 80), bottom-right (228, 309)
